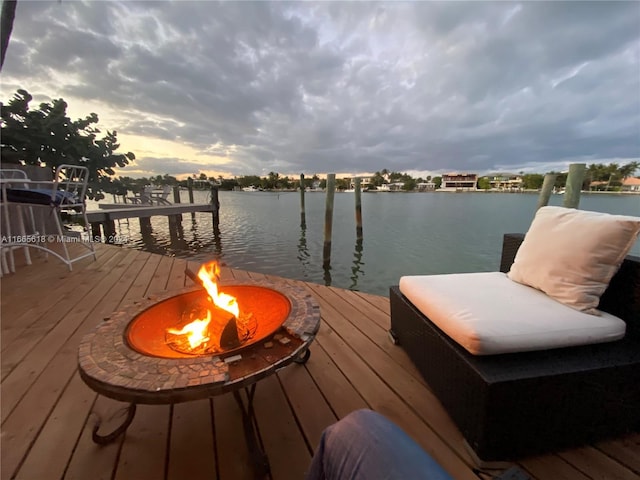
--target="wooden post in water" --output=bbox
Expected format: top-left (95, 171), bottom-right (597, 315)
top-left (172, 186), bottom-right (183, 221)
top-left (563, 163), bottom-right (586, 209)
top-left (187, 178), bottom-right (195, 203)
top-left (91, 223), bottom-right (101, 241)
top-left (536, 173), bottom-right (557, 210)
top-left (139, 217), bottom-right (152, 237)
top-left (104, 220), bottom-right (117, 243)
top-left (354, 177), bottom-right (363, 240)
top-left (211, 184), bottom-right (220, 228)
top-left (323, 174), bottom-right (336, 267)
top-left (168, 215), bottom-right (180, 244)
top-left (187, 177), bottom-right (196, 219)
top-left (299, 173), bottom-right (306, 228)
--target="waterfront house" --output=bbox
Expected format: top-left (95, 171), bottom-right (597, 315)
top-left (622, 177), bottom-right (640, 192)
top-left (416, 182), bottom-right (436, 192)
top-left (347, 177), bottom-right (372, 190)
top-left (440, 173), bottom-right (478, 191)
top-left (488, 173), bottom-right (523, 191)
top-left (589, 180), bottom-right (610, 191)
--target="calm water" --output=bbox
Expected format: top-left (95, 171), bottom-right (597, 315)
top-left (98, 191), bottom-right (640, 296)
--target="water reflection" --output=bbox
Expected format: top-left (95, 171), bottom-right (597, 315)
top-left (323, 262), bottom-right (332, 287)
top-left (212, 224), bottom-right (223, 258)
top-left (168, 217), bottom-right (188, 252)
top-left (349, 238), bottom-right (365, 290)
top-left (297, 226), bottom-right (311, 272)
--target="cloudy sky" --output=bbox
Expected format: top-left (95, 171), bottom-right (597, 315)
top-left (2, 1), bottom-right (639, 179)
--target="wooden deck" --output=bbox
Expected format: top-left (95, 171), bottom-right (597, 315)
top-left (1, 244), bottom-right (638, 480)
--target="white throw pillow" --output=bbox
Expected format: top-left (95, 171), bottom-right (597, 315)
top-left (508, 206), bottom-right (640, 315)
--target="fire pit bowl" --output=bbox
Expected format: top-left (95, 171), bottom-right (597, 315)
top-left (78, 278), bottom-right (320, 405)
top-left (126, 285), bottom-right (291, 359)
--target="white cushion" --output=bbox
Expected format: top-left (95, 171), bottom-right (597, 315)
top-left (399, 272), bottom-right (626, 356)
top-left (507, 206), bottom-right (640, 315)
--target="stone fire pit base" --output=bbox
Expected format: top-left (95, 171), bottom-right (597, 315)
top-left (78, 278), bottom-right (320, 405)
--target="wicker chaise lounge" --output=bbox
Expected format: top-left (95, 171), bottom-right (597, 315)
top-left (389, 232), bottom-right (640, 461)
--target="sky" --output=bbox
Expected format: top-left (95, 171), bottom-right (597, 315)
top-left (1, 1), bottom-right (639, 180)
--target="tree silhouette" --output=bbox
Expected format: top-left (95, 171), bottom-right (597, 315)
top-left (0, 0), bottom-right (16, 71)
top-left (1, 89), bottom-right (135, 200)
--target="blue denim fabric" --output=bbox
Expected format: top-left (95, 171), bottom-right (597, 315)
top-left (305, 409), bottom-right (453, 480)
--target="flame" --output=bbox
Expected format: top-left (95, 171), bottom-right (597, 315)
top-left (167, 310), bottom-right (211, 349)
top-left (197, 262), bottom-right (240, 318)
top-left (166, 261), bottom-right (240, 352)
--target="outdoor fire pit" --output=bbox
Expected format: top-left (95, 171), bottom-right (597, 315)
top-left (78, 262), bottom-right (320, 476)
top-left (126, 284), bottom-right (291, 358)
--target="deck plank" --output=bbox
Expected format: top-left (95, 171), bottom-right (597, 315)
top-left (0, 246), bottom-right (120, 352)
top-left (277, 361), bottom-right (338, 452)
top-left (13, 372), bottom-right (96, 480)
top-left (520, 455), bottom-right (590, 480)
top-left (1, 244), bottom-right (637, 480)
top-left (112, 404), bottom-right (170, 480)
top-left (306, 283), bottom-right (475, 466)
top-left (0, 246), bottom-right (120, 336)
top-left (558, 447), bottom-right (639, 480)
top-left (167, 400), bottom-right (217, 480)
top-left (595, 434), bottom-right (640, 475)
top-left (63, 395), bottom-right (125, 480)
top-left (1, 249), bottom-right (149, 479)
top-left (213, 392), bottom-right (254, 480)
top-left (253, 375), bottom-right (312, 480)
top-left (112, 256), bottom-right (188, 480)
top-left (1, 248), bottom-right (141, 423)
top-left (308, 283), bottom-right (426, 384)
top-left (303, 342), bottom-right (369, 419)
top-left (313, 320), bottom-right (478, 480)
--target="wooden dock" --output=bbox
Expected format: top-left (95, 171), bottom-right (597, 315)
top-left (1, 245), bottom-right (638, 480)
top-left (88, 203), bottom-right (215, 219)
top-left (86, 203), bottom-right (218, 241)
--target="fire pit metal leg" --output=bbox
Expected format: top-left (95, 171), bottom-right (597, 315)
top-left (92, 402), bottom-right (137, 445)
top-left (293, 348), bottom-right (311, 364)
top-left (232, 384), bottom-right (270, 478)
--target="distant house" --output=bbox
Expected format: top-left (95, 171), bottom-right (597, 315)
top-left (416, 182), bottom-right (436, 192)
top-left (589, 181), bottom-right (609, 191)
top-left (622, 177), bottom-right (640, 192)
top-left (488, 173), bottom-right (523, 191)
top-left (346, 177), bottom-right (372, 190)
top-left (389, 182), bottom-right (405, 191)
top-left (441, 173), bottom-right (478, 191)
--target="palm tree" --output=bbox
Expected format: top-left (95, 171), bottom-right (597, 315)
top-left (619, 161), bottom-right (639, 179)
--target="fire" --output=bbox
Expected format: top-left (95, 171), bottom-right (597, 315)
top-left (166, 261), bottom-right (241, 353)
top-left (167, 310), bottom-right (211, 349)
top-left (197, 262), bottom-right (240, 318)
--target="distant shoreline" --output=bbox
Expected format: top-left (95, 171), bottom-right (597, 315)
top-left (362, 189), bottom-right (640, 195)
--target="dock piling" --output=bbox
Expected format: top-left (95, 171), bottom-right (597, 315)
top-left (299, 173), bottom-right (306, 228)
top-left (355, 177), bottom-right (363, 240)
top-left (536, 173), bottom-right (557, 210)
top-left (171, 186), bottom-right (183, 222)
top-left (323, 174), bottom-right (336, 267)
top-left (211, 184), bottom-right (220, 228)
top-left (563, 163), bottom-right (586, 209)
top-left (139, 217), bottom-right (152, 236)
top-left (187, 178), bottom-right (195, 204)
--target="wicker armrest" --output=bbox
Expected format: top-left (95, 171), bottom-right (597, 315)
top-left (499, 233), bottom-right (525, 273)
